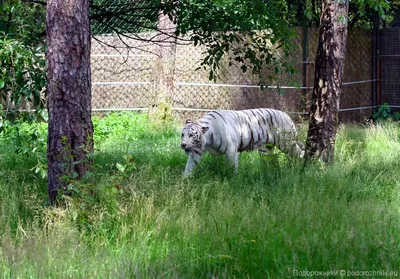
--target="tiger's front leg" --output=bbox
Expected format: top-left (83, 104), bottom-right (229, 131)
top-left (184, 152), bottom-right (202, 176)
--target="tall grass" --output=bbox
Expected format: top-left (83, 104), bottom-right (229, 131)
top-left (1, 113), bottom-right (400, 278)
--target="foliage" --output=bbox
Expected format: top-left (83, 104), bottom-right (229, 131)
top-left (90, 0), bottom-right (161, 35)
top-left (0, 114), bottom-right (47, 178)
top-left (2, 0), bottom-right (395, 97)
top-left (0, 1), bottom-right (46, 118)
top-left (373, 103), bottom-right (400, 122)
top-left (92, 112), bottom-right (150, 143)
top-left (89, 0), bottom-right (297, 87)
top-left (0, 33), bottom-right (46, 116)
top-left (373, 103), bottom-right (392, 120)
top-left (286, 0), bottom-right (392, 27)
top-left (177, 0), bottom-right (296, 87)
top-left (0, 0), bottom-right (46, 45)
top-left (0, 119), bottom-right (46, 155)
top-left (1, 113), bottom-right (400, 277)
top-left (352, 0), bottom-right (391, 19)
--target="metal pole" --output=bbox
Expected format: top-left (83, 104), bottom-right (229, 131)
top-left (302, 25), bottom-right (309, 113)
top-left (372, 11), bottom-right (380, 111)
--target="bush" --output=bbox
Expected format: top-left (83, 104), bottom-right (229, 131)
top-left (373, 103), bottom-right (400, 122)
top-left (0, 33), bottom-right (46, 116)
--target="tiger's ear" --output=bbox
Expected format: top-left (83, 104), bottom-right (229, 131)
top-left (202, 126), bottom-right (209, 133)
top-left (185, 119), bottom-right (192, 124)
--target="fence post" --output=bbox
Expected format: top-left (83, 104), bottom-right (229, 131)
top-left (301, 25), bottom-right (309, 114)
top-left (372, 11), bottom-right (380, 111)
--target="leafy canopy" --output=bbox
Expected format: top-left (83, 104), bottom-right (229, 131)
top-left (286, 0), bottom-right (392, 27)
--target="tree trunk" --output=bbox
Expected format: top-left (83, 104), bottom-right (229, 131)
top-left (46, 0), bottom-right (93, 205)
top-left (148, 4), bottom-right (177, 123)
top-left (305, 0), bottom-right (349, 163)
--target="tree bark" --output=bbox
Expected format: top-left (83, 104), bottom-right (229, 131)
top-left (46, 0), bottom-right (93, 204)
top-left (305, 0), bottom-right (349, 163)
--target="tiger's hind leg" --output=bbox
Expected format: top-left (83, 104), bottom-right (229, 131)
top-left (277, 136), bottom-right (305, 158)
top-left (283, 137), bottom-right (305, 158)
top-left (259, 143), bottom-right (275, 156)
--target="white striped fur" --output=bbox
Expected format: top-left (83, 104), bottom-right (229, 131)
top-left (180, 108), bottom-right (304, 175)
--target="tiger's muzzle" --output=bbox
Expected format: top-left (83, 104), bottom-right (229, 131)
top-left (181, 143), bottom-right (191, 153)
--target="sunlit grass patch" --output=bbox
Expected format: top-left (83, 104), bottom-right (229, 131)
top-left (1, 112), bottom-right (400, 278)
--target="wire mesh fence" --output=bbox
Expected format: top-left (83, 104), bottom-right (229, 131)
top-left (91, 34), bottom-right (155, 110)
top-left (91, 28), bottom-right (375, 122)
top-left (380, 28), bottom-right (400, 109)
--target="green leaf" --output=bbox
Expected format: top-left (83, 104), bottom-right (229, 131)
top-left (116, 163), bottom-right (125, 173)
top-left (40, 169), bottom-right (47, 179)
top-left (208, 71), bottom-right (214, 81)
top-left (111, 187), bottom-right (119, 194)
top-left (71, 172), bottom-right (79, 179)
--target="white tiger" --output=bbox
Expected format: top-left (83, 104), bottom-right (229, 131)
top-left (180, 108), bottom-right (304, 175)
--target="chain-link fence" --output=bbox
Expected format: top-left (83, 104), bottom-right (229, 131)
top-left (381, 27), bottom-right (400, 110)
top-left (91, 28), bottom-right (374, 122)
top-left (91, 34), bottom-right (155, 110)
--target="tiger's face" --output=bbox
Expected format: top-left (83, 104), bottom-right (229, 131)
top-left (181, 120), bottom-right (208, 154)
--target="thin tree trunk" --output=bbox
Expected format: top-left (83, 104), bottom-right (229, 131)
top-left (305, 0), bottom-right (349, 163)
top-left (149, 4), bottom-right (177, 122)
top-left (46, 0), bottom-right (93, 205)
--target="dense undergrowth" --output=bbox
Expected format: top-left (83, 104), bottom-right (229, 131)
top-left (1, 112), bottom-right (400, 278)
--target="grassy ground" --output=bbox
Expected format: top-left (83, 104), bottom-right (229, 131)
top-left (1, 112), bottom-right (400, 278)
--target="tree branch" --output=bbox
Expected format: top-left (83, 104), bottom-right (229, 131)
top-left (22, 0), bottom-right (47, 5)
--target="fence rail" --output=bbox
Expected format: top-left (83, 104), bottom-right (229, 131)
top-left (88, 28), bottom-right (376, 122)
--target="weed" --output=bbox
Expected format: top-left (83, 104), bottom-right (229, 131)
top-left (373, 103), bottom-right (400, 123)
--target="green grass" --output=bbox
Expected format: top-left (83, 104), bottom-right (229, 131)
top-left (1, 113), bottom-right (400, 278)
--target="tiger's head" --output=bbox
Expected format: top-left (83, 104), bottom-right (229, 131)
top-left (181, 120), bottom-right (209, 155)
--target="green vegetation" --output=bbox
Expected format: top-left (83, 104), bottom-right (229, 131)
top-left (373, 103), bottom-right (400, 122)
top-left (1, 112), bottom-right (400, 278)
top-left (0, 1), bottom-right (46, 115)
top-left (0, 34), bottom-right (46, 115)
